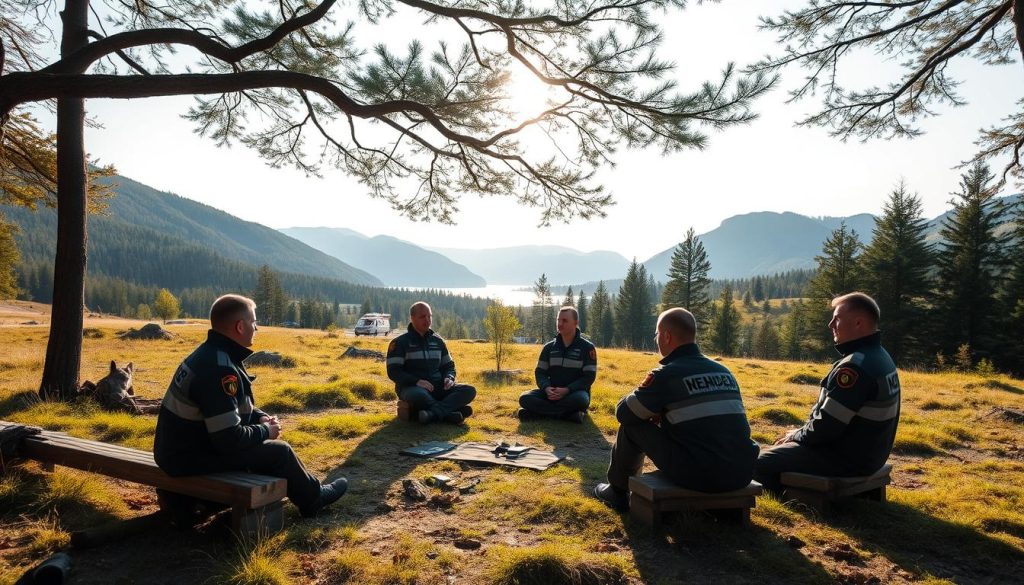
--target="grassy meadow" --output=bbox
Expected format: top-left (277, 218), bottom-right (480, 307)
top-left (1, 317), bottom-right (1023, 584)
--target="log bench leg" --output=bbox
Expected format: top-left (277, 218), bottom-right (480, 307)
top-left (784, 488), bottom-right (829, 515)
top-left (856, 486), bottom-right (886, 502)
top-left (629, 495), bottom-right (660, 529)
top-left (397, 400), bottom-right (416, 422)
top-left (232, 501), bottom-right (284, 537)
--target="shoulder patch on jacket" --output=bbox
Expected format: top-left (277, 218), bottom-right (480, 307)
top-left (388, 338), bottom-right (398, 353)
top-left (221, 374), bottom-right (239, 396)
top-left (639, 371), bottom-right (656, 388)
top-left (589, 349), bottom-right (597, 361)
top-left (835, 367), bottom-right (858, 389)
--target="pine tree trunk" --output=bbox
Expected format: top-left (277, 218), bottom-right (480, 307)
top-left (39, 1), bottom-right (90, 400)
top-left (1015, 1), bottom-right (1024, 69)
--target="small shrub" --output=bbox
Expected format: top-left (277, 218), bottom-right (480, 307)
top-left (82, 328), bottom-right (105, 339)
top-left (226, 537), bottom-right (295, 585)
top-left (26, 518), bottom-right (71, 555)
top-left (748, 406), bottom-right (804, 425)
top-left (786, 373), bottom-right (819, 385)
top-left (487, 544), bottom-right (630, 585)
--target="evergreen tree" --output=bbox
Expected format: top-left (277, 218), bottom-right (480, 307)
top-left (762, 299), bottom-right (771, 314)
top-left (934, 162), bottom-right (1009, 365)
top-left (999, 199), bottom-right (1024, 375)
top-left (805, 222), bottom-right (862, 357)
top-left (529, 273), bottom-right (554, 342)
top-left (860, 182), bottom-right (933, 365)
top-left (742, 290), bottom-right (754, 308)
top-left (588, 281), bottom-right (613, 347)
top-left (154, 288), bottom-right (180, 323)
top-left (660, 228), bottom-right (713, 326)
top-left (753, 317), bottom-right (781, 360)
top-left (562, 286), bottom-right (575, 307)
top-left (0, 215), bottom-right (20, 299)
top-left (709, 285), bottom-right (740, 355)
top-left (752, 276), bottom-right (765, 301)
top-left (577, 289), bottom-right (588, 335)
top-left (615, 260), bottom-right (654, 349)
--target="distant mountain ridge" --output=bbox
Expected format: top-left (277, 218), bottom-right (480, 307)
top-left (429, 245), bottom-right (631, 285)
top-left (280, 227), bottom-right (485, 287)
top-left (2, 174), bottom-right (382, 288)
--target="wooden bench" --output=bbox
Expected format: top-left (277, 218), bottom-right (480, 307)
top-left (781, 463), bottom-right (892, 514)
top-left (3, 422), bottom-right (287, 535)
top-left (628, 471), bottom-right (763, 528)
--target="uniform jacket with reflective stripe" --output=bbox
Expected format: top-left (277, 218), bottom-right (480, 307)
top-left (153, 330), bottom-right (269, 472)
top-left (615, 343), bottom-right (757, 491)
top-left (792, 331), bottom-right (900, 474)
top-left (386, 325), bottom-right (457, 390)
top-left (535, 329), bottom-right (597, 394)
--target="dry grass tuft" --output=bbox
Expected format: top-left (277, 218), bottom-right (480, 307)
top-left (487, 543), bottom-right (631, 585)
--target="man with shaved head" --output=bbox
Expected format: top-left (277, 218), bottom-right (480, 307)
top-left (387, 301), bottom-right (476, 424)
top-left (755, 292), bottom-right (900, 494)
top-left (594, 307), bottom-right (758, 510)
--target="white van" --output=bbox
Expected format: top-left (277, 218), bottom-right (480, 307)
top-left (354, 313), bottom-right (391, 336)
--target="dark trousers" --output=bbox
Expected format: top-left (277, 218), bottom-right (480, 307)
top-left (159, 440), bottom-right (321, 509)
top-left (754, 442), bottom-right (857, 495)
top-left (399, 383), bottom-right (476, 418)
top-left (519, 389), bottom-right (590, 417)
top-left (607, 422), bottom-right (679, 491)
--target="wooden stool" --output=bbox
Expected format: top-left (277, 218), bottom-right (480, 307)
top-left (628, 471), bottom-right (762, 528)
top-left (397, 400), bottom-right (416, 422)
top-left (781, 463), bottom-right (892, 514)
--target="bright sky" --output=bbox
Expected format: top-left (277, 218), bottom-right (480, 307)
top-left (58, 0), bottom-right (1024, 261)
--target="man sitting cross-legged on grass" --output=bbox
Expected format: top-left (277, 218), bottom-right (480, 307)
top-left (387, 301), bottom-right (476, 424)
top-left (518, 306), bottom-right (597, 424)
top-left (594, 308), bottom-right (758, 510)
top-left (755, 292), bottom-right (900, 494)
top-left (154, 294), bottom-right (347, 518)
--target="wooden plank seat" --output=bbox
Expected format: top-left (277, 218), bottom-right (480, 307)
top-left (9, 423), bottom-right (287, 535)
top-left (780, 463), bottom-right (892, 514)
top-left (628, 471), bottom-right (763, 528)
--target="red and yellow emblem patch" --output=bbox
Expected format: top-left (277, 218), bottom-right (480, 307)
top-left (221, 374), bottom-right (239, 397)
top-left (589, 349), bottom-right (597, 361)
top-left (835, 367), bottom-right (858, 389)
top-left (639, 371), bottom-right (656, 388)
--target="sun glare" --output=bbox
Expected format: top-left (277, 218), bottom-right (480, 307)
top-left (504, 67), bottom-right (556, 124)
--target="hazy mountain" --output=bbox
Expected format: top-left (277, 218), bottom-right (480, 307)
top-left (644, 196), bottom-right (1020, 282)
top-left (429, 245), bottom-right (631, 285)
top-left (280, 227), bottom-right (485, 287)
top-left (63, 175), bottom-right (383, 286)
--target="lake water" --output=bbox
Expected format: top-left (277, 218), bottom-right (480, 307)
top-left (394, 284), bottom-right (537, 307)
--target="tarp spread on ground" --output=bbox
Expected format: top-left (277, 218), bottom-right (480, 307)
top-left (400, 441), bottom-right (562, 471)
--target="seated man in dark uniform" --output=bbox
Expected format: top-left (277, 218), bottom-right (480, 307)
top-left (518, 306), bottom-right (597, 423)
top-left (755, 292), bottom-right (900, 494)
top-left (594, 308), bottom-right (758, 510)
top-left (154, 294), bottom-right (346, 517)
top-left (386, 301), bottom-right (476, 424)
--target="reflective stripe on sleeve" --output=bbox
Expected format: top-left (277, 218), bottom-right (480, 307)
top-left (626, 394), bottom-right (657, 419)
top-left (582, 365), bottom-right (597, 372)
top-left (205, 410), bottom-right (242, 433)
top-left (857, 400), bottom-right (899, 421)
top-left (664, 398), bottom-right (746, 424)
top-left (549, 357), bottom-right (564, 367)
top-left (161, 387), bottom-right (203, 421)
top-left (405, 351), bottom-right (427, 360)
top-left (387, 357), bottom-right (405, 365)
top-left (536, 360), bottom-right (549, 370)
top-left (561, 358), bottom-right (583, 369)
top-left (821, 397), bottom-right (857, 424)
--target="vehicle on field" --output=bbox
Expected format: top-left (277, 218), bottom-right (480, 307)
top-left (354, 313), bottom-right (391, 336)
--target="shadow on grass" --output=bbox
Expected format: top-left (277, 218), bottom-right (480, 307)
top-left (0, 390), bottom-right (40, 418)
top-left (626, 511), bottom-right (835, 584)
top-left (828, 498), bottom-right (1024, 583)
top-left (322, 417), bottom-right (475, 518)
